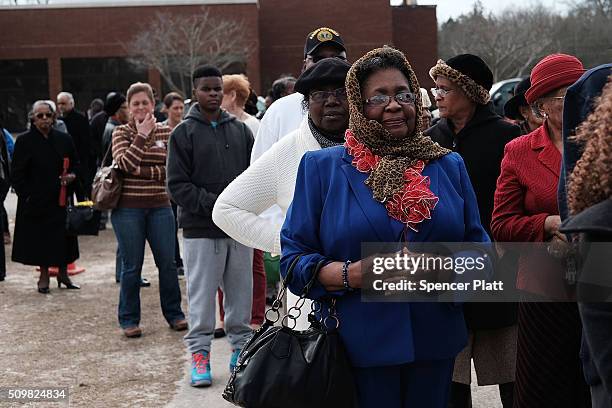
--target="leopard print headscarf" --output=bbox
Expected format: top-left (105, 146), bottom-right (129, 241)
top-left (345, 47), bottom-right (450, 203)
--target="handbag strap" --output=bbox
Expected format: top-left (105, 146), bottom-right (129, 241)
top-left (266, 257), bottom-right (338, 330)
top-left (100, 138), bottom-right (114, 166)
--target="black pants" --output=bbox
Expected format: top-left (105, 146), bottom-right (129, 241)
top-left (0, 201), bottom-right (7, 280)
top-left (448, 381), bottom-right (514, 408)
top-left (171, 202), bottom-right (183, 268)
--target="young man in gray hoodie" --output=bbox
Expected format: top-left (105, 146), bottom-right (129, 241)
top-left (166, 65), bottom-right (254, 387)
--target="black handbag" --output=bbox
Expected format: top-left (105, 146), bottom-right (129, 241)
top-left (223, 257), bottom-right (357, 408)
top-left (66, 202), bottom-right (101, 236)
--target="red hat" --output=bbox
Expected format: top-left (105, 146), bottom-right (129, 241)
top-left (525, 54), bottom-right (584, 104)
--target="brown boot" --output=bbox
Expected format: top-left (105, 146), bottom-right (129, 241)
top-left (170, 319), bottom-right (188, 331)
top-left (123, 327), bottom-right (142, 338)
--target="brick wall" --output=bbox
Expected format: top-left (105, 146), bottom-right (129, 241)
top-left (0, 3), bottom-right (260, 92)
top-left (391, 5), bottom-right (438, 89)
top-left (258, 0), bottom-right (394, 90)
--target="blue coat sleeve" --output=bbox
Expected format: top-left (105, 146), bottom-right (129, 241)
top-left (280, 153), bottom-right (334, 300)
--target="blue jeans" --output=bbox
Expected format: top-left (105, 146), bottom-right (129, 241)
top-left (111, 207), bottom-right (185, 329)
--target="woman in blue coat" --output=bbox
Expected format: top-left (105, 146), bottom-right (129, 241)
top-left (280, 47), bottom-right (490, 407)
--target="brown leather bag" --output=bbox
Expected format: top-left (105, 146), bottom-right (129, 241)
top-left (91, 143), bottom-right (123, 210)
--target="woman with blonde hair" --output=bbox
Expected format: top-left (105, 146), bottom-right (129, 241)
top-left (221, 74), bottom-right (259, 136)
top-left (111, 82), bottom-right (186, 338)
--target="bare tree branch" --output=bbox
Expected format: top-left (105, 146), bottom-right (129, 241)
top-left (123, 8), bottom-right (254, 96)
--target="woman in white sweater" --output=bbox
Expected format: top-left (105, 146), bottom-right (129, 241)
top-left (212, 58), bottom-right (351, 328)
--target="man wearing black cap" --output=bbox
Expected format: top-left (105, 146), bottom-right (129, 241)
top-left (250, 27), bottom-right (347, 162)
top-left (427, 54), bottom-right (521, 408)
top-left (503, 77), bottom-right (542, 135)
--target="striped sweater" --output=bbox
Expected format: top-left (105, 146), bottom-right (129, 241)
top-left (111, 122), bottom-right (171, 208)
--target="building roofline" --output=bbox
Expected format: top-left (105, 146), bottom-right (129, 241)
top-left (0, 0), bottom-right (256, 10)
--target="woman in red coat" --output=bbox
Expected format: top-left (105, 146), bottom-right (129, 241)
top-left (491, 54), bottom-right (591, 407)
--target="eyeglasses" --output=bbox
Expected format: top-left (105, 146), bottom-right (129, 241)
top-left (548, 96), bottom-right (566, 101)
top-left (309, 88), bottom-right (347, 103)
top-left (35, 112), bottom-right (53, 119)
top-left (430, 88), bottom-right (454, 98)
top-left (364, 92), bottom-right (416, 107)
top-left (305, 54), bottom-right (347, 64)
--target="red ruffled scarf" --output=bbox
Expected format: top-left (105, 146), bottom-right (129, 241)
top-left (344, 130), bottom-right (439, 232)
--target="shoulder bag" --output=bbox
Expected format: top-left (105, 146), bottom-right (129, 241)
top-left (223, 257), bottom-right (357, 408)
top-left (91, 140), bottom-right (123, 210)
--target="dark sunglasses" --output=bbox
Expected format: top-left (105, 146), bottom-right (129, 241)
top-left (364, 92), bottom-right (416, 107)
top-left (309, 88), bottom-right (347, 103)
top-left (35, 112), bottom-right (53, 119)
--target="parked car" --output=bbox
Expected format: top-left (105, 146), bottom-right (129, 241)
top-left (490, 77), bottom-right (523, 116)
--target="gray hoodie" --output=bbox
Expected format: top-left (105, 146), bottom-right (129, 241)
top-left (167, 104), bottom-right (253, 238)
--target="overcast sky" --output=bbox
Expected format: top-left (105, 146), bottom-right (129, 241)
top-left (390, 0), bottom-right (570, 22)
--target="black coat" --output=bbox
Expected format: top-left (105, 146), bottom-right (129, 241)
top-left (62, 109), bottom-right (92, 190)
top-left (11, 127), bottom-right (81, 266)
top-left (562, 199), bottom-right (612, 399)
top-left (89, 110), bottom-right (108, 163)
top-left (426, 103), bottom-right (521, 329)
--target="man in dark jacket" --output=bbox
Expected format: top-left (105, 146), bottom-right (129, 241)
top-left (167, 65), bottom-right (254, 388)
top-left (426, 54), bottom-right (521, 408)
top-left (57, 92), bottom-right (92, 194)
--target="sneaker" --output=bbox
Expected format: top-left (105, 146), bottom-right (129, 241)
top-left (230, 348), bottom-right (242, 373)
top-left (191, 351), bottom-right (212, 387)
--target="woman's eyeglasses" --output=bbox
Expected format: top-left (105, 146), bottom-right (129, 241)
top-left (364, 92), bottom-right (416, 107)
top-left (35, 112), bottom-right (53, 119)
top-left (430, 88), bottom-right (453, 98)
top-left (309, 88), bottom-right (347, 103)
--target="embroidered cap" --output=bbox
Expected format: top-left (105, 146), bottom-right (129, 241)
top-left (304, 27), bottom-right (346, 58)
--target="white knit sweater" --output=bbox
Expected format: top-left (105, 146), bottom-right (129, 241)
top-left (212, 118), bottom-right (320, 254)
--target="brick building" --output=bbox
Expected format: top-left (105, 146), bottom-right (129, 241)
top-left (0, 0), bottom-right (437, 132)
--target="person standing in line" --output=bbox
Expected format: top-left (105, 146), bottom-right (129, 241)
top-left (162, 92), bottom-right (186, 277)
top-left (166, 65), bottom-right (254, 387)
top-left (101, 94), bottom-right (150, 286)
top-left (111, 82), bottom-right (187, 338)
top-left (562, 73), bottom-right (612, 408)
top-left (491, 54), bottom-right (591, 408)
top-left (503, 77), bottom-right (543, 135)
top-left (87, 98), bottom-right (104, 120)
top-left (57, 92), bottom-right (93, 194)
top-left (280, 47), bottom-right (489, 407)
top-left (558, 64), bottom-right (612, 408)
top-left (426, 54), bottom-right (521, 408)
top-left (251, 27), bottom-right (350, 319)
top-left (216, 73), bottom-right (265, 334)
top-left (222, 74), bottom-right (260, 136)
top-left (91, 92), bottom-right (124, 170)
top-left (251, 27), bottom-right (348, 162)
top-left (213, 58), bottom-right (351, 331)
top-left (11, 100), bottom-right (82, 292)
